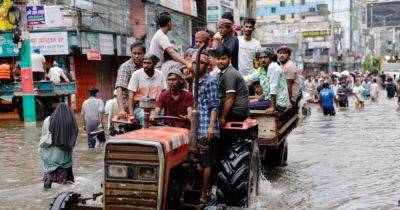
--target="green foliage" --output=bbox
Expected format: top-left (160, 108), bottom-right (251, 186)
top-left (363, 56), bottom-right (381, 71)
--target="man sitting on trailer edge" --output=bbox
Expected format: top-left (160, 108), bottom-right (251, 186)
top-left (192, 52), bottom-right (220, 204)
top-left (244, 50), bottom-right (290, 114)
top-left (213, 45), bottom-right (249, 124)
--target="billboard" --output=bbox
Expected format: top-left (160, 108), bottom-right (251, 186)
top-left (367, 2), bottom-right (400, 28)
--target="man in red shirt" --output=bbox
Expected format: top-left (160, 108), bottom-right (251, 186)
top-left (152, 67), bottom-right (193, 127)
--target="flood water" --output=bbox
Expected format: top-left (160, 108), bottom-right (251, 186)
top-left (0, 91), bottom-right (399, 209)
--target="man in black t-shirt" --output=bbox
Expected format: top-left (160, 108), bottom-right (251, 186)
top-left (213, 46), bottom-right (249, 125)
top-left (337, 82), bottom-right (352, 107)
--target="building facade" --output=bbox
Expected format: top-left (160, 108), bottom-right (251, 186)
top-left (256, 0), bottom-right (327, 25)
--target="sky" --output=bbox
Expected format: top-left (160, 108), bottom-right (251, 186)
top-left (327, 0), bottom-right (351, 48)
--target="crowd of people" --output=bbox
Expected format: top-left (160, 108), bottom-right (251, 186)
top-left (303, 70), bottom-right (400, 116)
top-left (38, 11), bottom-right (306, 201)
top-left (37, 10), bottom-right (400, 203)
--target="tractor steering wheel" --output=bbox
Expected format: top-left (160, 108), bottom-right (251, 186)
top-left (153, 116), bottom-right (191, 128)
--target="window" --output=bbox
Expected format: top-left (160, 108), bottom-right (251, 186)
top-left (309, 7), bottom-right (316, 12)
top-left (321, 49), bottom-right (329, 55)
top-left (305, 49), bottom-right (313, 56)
top-left (271, 7), bottom-right (276, 13)
top-left (291, 13), bottom-right (295, 19)
top-left (301, 0), bottom-right (306, 5)
top-left (280, 15), bottom-right (286, 20)
top-left (280, 1), bottom-right (285, 7)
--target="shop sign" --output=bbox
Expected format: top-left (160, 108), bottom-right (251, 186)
top-left (0, 33), bottom-right (19, 57)
top-left (207, 1), bottom-right (220, 23)
top-left (74, 0), bottom-right (93, 11)
top-left (303, 30), bottom-right (331, 37)
top-left (26, 5), bottom-right (45, 26)
top-left (160, 0), bottom-right (197, 17)
top-left (29, 32), bottom-right (69, 55)
top-left (87, 50), bottom-right (101, 60)
top-left (81, 32), bottom-right (100, 54)
top-left (308, 42), bottom-right (331, 49)
top-left (99, 34), bottom-right (114, 55)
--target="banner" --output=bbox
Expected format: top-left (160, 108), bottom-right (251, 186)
top-left (0, 33), bottom-right (19, 57)
top-left (99, 34), bottom-right (114, 55)
top-left (81, 32), bottom-right (100, 54)
top-left (26, 5), bottom-right (45, 26)
top-left (29, 32), bottom-right (69, 55)
top-left (160, 0), bottom-right (197, 17)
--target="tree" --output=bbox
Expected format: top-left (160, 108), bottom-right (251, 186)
top-left (363, 56), bottom-right (381, 72)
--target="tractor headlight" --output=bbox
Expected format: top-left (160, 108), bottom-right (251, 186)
top-left (108, 164), bottom-right (128, 178)
top-left (138, 166), bottom-right (156, 180)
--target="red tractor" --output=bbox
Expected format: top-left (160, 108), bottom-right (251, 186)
top-left (49, 45), bottom-right (298, 209)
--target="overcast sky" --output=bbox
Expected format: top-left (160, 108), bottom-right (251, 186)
top-left (328, 0), bottom-right (351, 48)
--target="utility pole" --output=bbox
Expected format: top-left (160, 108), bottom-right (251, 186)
top-left (349, 0), bottom-right (353, 52)
top-left (329, 0), bottom-right (334, 73)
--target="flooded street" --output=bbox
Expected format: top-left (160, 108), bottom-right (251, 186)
top-left (0, 92), bottom-right (399, 209)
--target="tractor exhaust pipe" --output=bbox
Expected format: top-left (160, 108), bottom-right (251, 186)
top-left (189, 44), bottom-right (207, 154)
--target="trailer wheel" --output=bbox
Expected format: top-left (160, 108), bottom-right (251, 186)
top-left (17, 98), bottom-right (47, 121)
top-left (49, 192), bottom-right (80, 210)
top-left (216, 138), bottom-right (259, 207)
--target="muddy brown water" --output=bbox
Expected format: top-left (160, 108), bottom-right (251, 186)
top-left (0, 92), bottom-right (399, 209)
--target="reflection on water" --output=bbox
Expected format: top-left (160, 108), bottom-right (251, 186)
top-left (0, 92), bottom-right (399, 209)
top-left (249, 93), bottom-right (400, 209)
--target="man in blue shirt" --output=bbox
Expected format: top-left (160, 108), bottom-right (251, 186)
top-left (319, 81), bottom-right (337, 116)
top-left (192, 52), bottom-right (220, 204)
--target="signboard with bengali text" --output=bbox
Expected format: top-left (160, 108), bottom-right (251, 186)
top-left (26, 5), bottom-right (45, 26)
top-left (29, 32), bottom-right (69, 55)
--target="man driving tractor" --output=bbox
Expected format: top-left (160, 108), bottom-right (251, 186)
top-left (151, 66), bottom-right (194, 127)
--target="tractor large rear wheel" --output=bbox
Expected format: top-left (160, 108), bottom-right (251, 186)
top-left (216, 138), bottom-right (259, 207)
top-left (49, 192), bottom-right (80, 210)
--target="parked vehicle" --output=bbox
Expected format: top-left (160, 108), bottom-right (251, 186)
top-left (0, 81), bottom-right (76, 120)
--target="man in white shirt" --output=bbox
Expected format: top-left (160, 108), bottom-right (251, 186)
top-left (238, 18), bottom-right (261, 77)
top-left (127, 54), bottom-right (167, 127)
top-left (105, 90), bottom-right (119, 132)
top-left (149, 12), bottom-right (190, 68)
top-left (31, 48), bottom-right (46, 81)
top-left (48, 61), bottom-right (70, 83)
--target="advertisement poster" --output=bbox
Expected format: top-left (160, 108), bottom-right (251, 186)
top-left (0, 33), bottom-right (19, 57)
top-left (29, 32), bottom-right (69, 55)
top-left (81, 32), bottom-right (100, 54)
top-left (99, 34), bottom-right (114, 55)
top-left (26, 5), bottom-right (45, 26)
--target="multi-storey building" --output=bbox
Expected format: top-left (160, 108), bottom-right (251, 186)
top-left (256, 0), bottom-right (328, 25)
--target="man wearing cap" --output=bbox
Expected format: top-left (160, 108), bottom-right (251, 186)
top-left (149, 11), bottom-right (190, 68)
top-left (216, 18), bottom-right (239, 70)
top-left (116, 41), bottom-right (146, 118)
top-left (31, 48), bottom-right (46, 81)
top-left (245, 50), bottom-right (290, 113)
top-left (152, 67), bottom-right (194, 127)
top-left (48, 61), bottom-right (70, 83)
top-left (127, 54), bottom-right (167, 127)
top-left (81, 87), bottom-right (106, 149)
top-left (277, 45), bottom-right (302, 105)
top-left (195, 31), bottom-right (211, 49)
